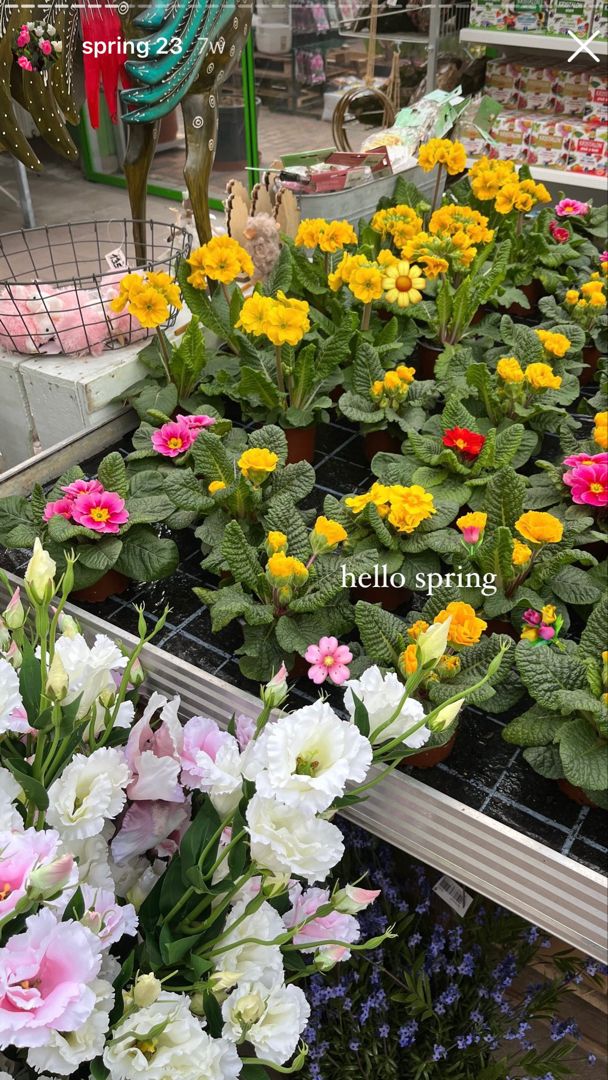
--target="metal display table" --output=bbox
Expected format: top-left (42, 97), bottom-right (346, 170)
top-left (1, 414), bottom-right (606, 961)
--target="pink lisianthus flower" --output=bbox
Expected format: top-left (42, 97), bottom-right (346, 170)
top-left (39, 39), bottom-right (52, 55)
top-left (125, 691), bottom-right (184, 803)
top-left (175, 413), bottom-right (216, 432)
top-left (0, 907), bottom-right (101, 1048)
top-left (179, 716), bottom-right (242, 814)
top-left (43, 497), bottom-right (73, 522)
top-left (110, 798), bottom-right (191, 864)
top-left (304, 636), bottom-right (353, 685)
top-left (71, 489), bottom-right (129, 533)
top-left (563, 452), bottom-right (608, 468)
top-left (80, 885), bottom-right (138, 949)
top-left (0, 827), bottom-right (62, 919)
top-left (17, 56), bottom-right (33, 71)
top-left (235, 712), bottom-right (256, 751)
top-left (61, 478), bottom-right (104, 500)
top-left (563, 461), bottom-right (608, 507)
top-left (151, 419), bottom-right (194, 457)
top-left (283, 883), bottom-right (360, 964)
top-left (555, 198), bottom-right (589, 217)
top-left (333, 884), bottom-right (381, 913)
top-left (549, 220), bottom-right (570, 243)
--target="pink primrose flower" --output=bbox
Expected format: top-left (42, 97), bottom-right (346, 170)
top-left (554, 198), bottom-right (589, 217)
top-left (43, 497), bottom-right (73, 522)
top-left (71, 489), bottom-right (129, 534)
top-left (151, 420), bottom-right (194, 457)
top-left (563, 461), bottom-right (608, 507)
top-left (304, 636), bottom-right (353, 685)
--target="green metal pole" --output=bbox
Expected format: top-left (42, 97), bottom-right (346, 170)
top-left (241, 36), bottom-right (259, 192)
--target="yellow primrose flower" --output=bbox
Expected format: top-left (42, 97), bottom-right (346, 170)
top-left (535, 329), bottom-right (571, 358)
top-left (312, 516), bottom-right (347, 550)
top-left (418, 138), bottom-right (466, 175)
top-left (396, 365), bottom-right (416, 384)
top-left (497, 357), bottom-right (525, 383)
top-left (318, 220), bottom-right (358, 253)
top-left (266, 552), bottom-right (308, 585)
top-left (512, 539), bottom-right (532, 566)
top-left (188, 235), bottom-right (254, 284)
top-left (236, 293), bottom-right (272, 336)
top-left (263, 295), bottom-right (310, 347)
top-left (348, 264), bottom-right (384, 304)
top-left (515, 511), bottom-right (564, 545)
top-left (386, 485), bottom-right (435, 534)
top-left (407, 619), bottom-right (429, 640)
top-left (593, 411), bottom-right (608, 449)
top-left (146, 271), bottom-right (182, 309)
top-left (377, 249), bottom-right (400, 268)
top-left (371, 380), bottom-right (385, 400)
top-left (267, 531), bottom-right (288, 553)
top-left (565, 289), bottom-right (580, 305)
top-left (541, 604), bottom-right (557, 624)
top-left (419, 254), bottom-right (449, 278)
top-left (589, 292), bottom-right (606, 308)
top-left (524, 363), bottom-right (562, 390)
top-left (400, 644), bottom-right (419, 675)
top-left (381, 260), bottom-right (426, 308)
top-left (208, 480), bottom-right (226, 494)
top-left (127, 287), bottom-right (169, 329)
top-left (434, 601), bottom-right (487, 647)
top-left (238, 448), bottom-right (279, 483)
top-left (295, 219), bottom-right (323, 249)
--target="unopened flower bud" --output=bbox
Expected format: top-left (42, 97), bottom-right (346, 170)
top-left (99, 688), bottom-right (116, 709)
top-left (333, 884), bottom-right (381, 914)
top-left (261, 872), bottom-right (291, 898)
top-left (5, 640), bottom-right (22, 670)
top-left (235, 990), bottom-right (265, 1026)
top-left (132, 973), bottom-right (162, 1007)
top-left (190, 992), bottom-right (206, 1015)
top-left (427, 697), bottom-right (465, 733)
top-left (28, 853), bottom-right (74, 898)
top-left (209, 970), bottom-right (241, 995)
top-left (130, 657), bottom-right (145, 688)
top-left (416, 619), bottom-right (451, 667)
top-left (314, 946), bottom-right (346, 971)
top-left (261, 663), bottom-right (288, 708)
top-left (46, 651), bottom-right (68, 702)
top-left (58, 612), bottom-right (79, 638)
top-left (0, 619), bottom-right (9, 652)
top-left (3, 588), bottom-right (25, 630)
top-left (24, 539), bottom-right (56, 604)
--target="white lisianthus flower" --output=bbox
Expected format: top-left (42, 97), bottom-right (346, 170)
top-left (47, 748), bottom-right (130, 840)
top-left (70, 834), bottom-right (114, 890)
top-left (0, 766), bottom-right (23, 830)
top-left (344, 666), bottom-right (430, 747)
top-left (222, 980), bottom-right (309, 1065)
top-left (243, 700), bottom-right (372, 813)
top-left (103, 991), bottom-right (241, 1080)
top-left (180, 716), bottom-right (243, 816)
top-left (246, 794), bottom-right (344, 883)
top-left (80, 885), bottom-right (138, 949)
top-left (0, 657), bottom-right (27, 735)
top-left (214, 898), bottom-right (285, 989)
top-left (53, 632), bottom-right (128, 718)
top-left (27, 977), bottom-right (113, 1076)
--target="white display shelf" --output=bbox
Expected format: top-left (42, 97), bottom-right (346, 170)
top-left (0, 414), bottom-right (607, 962)
top-left (465, 157), bottom-right (607, 192)
top-left (460, 27), bottom-right (608, 55)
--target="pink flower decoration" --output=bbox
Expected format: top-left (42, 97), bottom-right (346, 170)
top-left (39, 39), bottom-right (52, 55)
top-left (71, 489), bottom-right (129, 533)
top-left (111, 799), bottom-right (191, 864)
top-left (61, 478), bottom-right (104, 500)
top-left (563, 462), bottom-right (608, 507)
top-left (16, 28), bottom-right (30, 46)
top-left (549, 220), bottom-right (570, 243)
top-left (151, 420), bottom-right (194, 458)
top-left (175, 413), bottom-right (216, 432)
top-left (563, 452), bottom-right (608, 468)
top-left (461, 524), bottom-right (482, 544)
top-left (0, 828), bottom-right (62, 919)
top-left (554, 198), bottom-right (589, 217)
top-left (283, 883), bottom-right (360, 963)
top-left (125, 692), bottom-right (184, 803)
top-left (601, 251), bottom-right (608, 262)
top-left (538, 625), bottom-right (555, 640)
top-left (236, 712), bottom-right (256, 751)
top-left (522, 609), bottom-right (542, 626)
top-left (43, 497), bottom-right (73, 522)
top-left (17, 56), bottom-right (33, 71)
top-left (304, 636), bottom-right (353, 685)
top-left (0, 907), bottom-right (101, 1048)
top-left (180, 715), bottom-right (239, 790)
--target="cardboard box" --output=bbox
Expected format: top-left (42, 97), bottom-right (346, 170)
top-left (486, 60), bottom-right (523, 108)
top-left (591, 0), bottom-right (608, 38)
top-left (490, 112), bottom-right (535, 161)
top-left (547, 0), bottom-right (593, 36)
top-left (526, 116), bottom-right (572, 167)
top-left (512, 0), bottom-right (551, 32)
top-left (516, 65), bottom-right (560, 110)
top-left (470, 0), bottom-right (508, 28)
top-left (566, 121), bottom-right (608, 175)
top-left (584, 73), bottom-right (608, 124)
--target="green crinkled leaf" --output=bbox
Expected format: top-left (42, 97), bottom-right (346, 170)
top-left (579, 591), bottom-right (608, 661)
top-left (162, 469), bottom-right (209, 515)
top-left (264, 244), bottom-right (293, 296)
top-left (502, 705), bottom-right (567, 748)
top-left (316, 315), bottom-right (356, 379)
top-left (222, 520), bottom-right (265, 594)
top-left (352, 339), bottom-right (385, 396)
top-left (493, 424), bottom-right (525, 467)
top-left (270, 461), bottom-right (315, 503)
top-left (190, 430), bottom-right (236, 484)
top-left (238, 624), bottom-right (287, 683)
top-left (114, 527), bottom-right (179, 582)
top-left (523, 745), bottom-right (564, 780)
top-left (550, 566), bottom-right (603, 606)
top-left (263, 495), bottom-right (311, 562)
top-left (98, 451), bottom-right (128, 499)
top-left (515, 641), bottom-right (588, 708)
top-left (275, 601), bottom-right (354, 656)
top-left (485, 468), bottom-right (526, 530)
top-left (239, 365), bottom-right (281, 410)
top-left (0, 495), bottom-right (38, 548)
top-left (76, 537), bottom-right (122, 571)
top-left (354, 600), bottom-right (404, 667)
top-left (558, 716), bottom-right (608, 792)
top-left (478, 526), bottom-right (514, 588)
top-left (131, 382), bottom-right (179, 423)
top-left (339, 390), bottom-right (384, 424)
top-left (177, 259), bottom-right (234, 341)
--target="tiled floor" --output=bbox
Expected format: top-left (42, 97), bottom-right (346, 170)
top-left (1, 417), bottom-right (606, 877)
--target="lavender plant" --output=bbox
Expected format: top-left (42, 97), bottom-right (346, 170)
top-left (303, 826), bottom-right (604, 1080)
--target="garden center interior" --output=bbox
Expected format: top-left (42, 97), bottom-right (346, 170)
top-left (0, 2), bottom-right (606, 1079)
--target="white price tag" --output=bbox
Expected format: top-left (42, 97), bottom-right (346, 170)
top-left (433, 874), bottom-right (473, 917)
top-left (104, 247), bottom-right (128, 272)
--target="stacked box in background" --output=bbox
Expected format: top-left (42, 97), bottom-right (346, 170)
top-left (470, 0), bottom-right (604, 34)
top-left (546, 0), bottom-right (593, 35)
top-left (593, 1), bottom-right (608, 37)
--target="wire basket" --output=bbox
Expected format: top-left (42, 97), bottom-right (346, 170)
top-left (0, 219), bottom-right (192, 358)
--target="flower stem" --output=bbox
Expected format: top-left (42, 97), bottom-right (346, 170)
top-left (156, 329), bottom-right (173, 385)
top-left (275, 345), bottom-right (286, 394)
top-left (431, 164), bottom-right (444, 213)
top-left (361, 302), bottom-right (372, 332)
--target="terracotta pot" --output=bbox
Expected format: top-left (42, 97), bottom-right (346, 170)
top-left (580, 344), bottom-right (601, 386)
top-left (363, 429), bottom-right (402, 461)
top-left (403, 732), bottom-right (457, 769)
top-left (351, 583), bottom-right (412, 611)
top-left (416, 340), bottom-right (443, 379)
top-left (485, 618), bottom-right (517, 640)
top-left (496, 280), bottom-right (541, 320)
top-left (557, 778), bottom-right (599, 809)
top-left (330, 383), bottom-right (344, 403)
top-left (71, 569), bottom-right (129, 604)
top-left (285, 425), bottom-right (316, 464)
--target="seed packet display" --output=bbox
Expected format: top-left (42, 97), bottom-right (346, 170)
top-left (566, 121), bottom-right (608, 175)
top-left (526, 116), bottom-right (572, 167)
top-left (485, 59), bottom-right (522, 108)
top-left (546, 0), bottom-right (593, 36)
top-left (511, 0), bottom-right (551, 31)
top-left (584, 74), bottom-right (608, 125)
top-left (516, 65), bottom-right (561, 111)
top-left (553, 69), bottom-right (590, 117)
top-left (592, 0), bottom-right (608, 37)
top-left (490, 111), bottom-right (535, 160)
